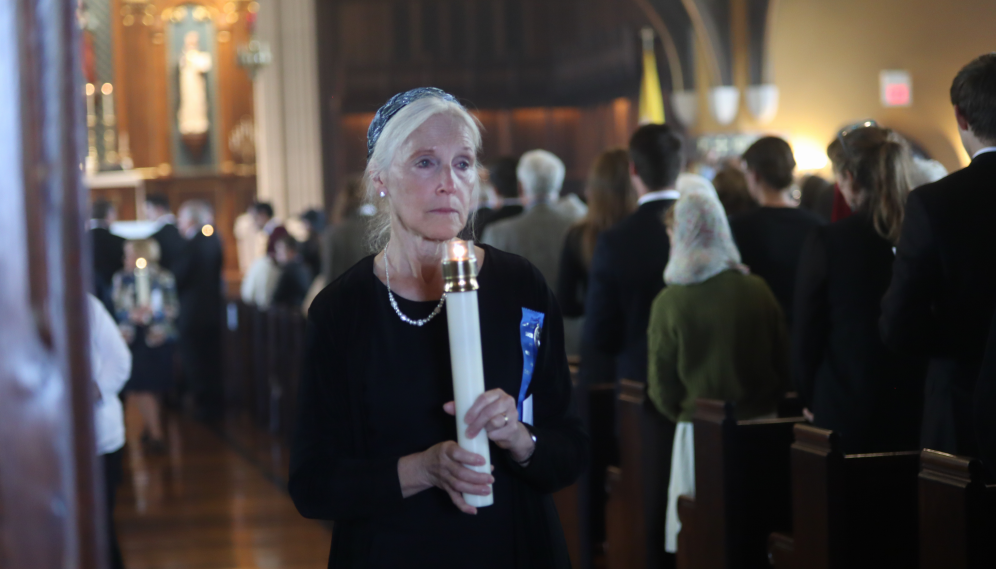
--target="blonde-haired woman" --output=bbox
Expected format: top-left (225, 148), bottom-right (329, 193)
top-left (556, 148), bottom-right (635, 318)
top-left (648, 190), bottom-right (789, 554)
top-left (112, 238), bottom-right (179, 452)
top-left (289, 88), bottom-right (587, 568)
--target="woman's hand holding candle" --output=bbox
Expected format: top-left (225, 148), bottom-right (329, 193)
top-left (444, 388), bottom-right (536, 464)
top-left (398, 442), bottom-right (494, 515)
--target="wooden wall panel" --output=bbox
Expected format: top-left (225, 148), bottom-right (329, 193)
top-left (336, 97), bottom-right (638, 199)
top-left (90, 187), bottom-right (138, 221)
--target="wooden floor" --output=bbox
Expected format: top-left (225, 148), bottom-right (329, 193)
top-left (116, 413), bottom-right (332, 569)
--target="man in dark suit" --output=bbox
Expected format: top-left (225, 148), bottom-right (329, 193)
top-left (174, 199), bottom-right (224, 420)
top-left (583, 123), bottom-right (683, 569)
top-left (89, 199), bottom-right (125, 313)
top-left (145, 194), bottom-right (185, 273)
top-left (881, 53), bottom-right (996, 472)
top-left (467, 156), bottom-right (523, 240)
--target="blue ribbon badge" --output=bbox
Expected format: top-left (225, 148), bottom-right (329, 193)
top-left (517, 308), bottom-right (544, 424)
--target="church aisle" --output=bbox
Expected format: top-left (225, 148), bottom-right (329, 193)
top-left (116, 413), bottom-right (331, 569)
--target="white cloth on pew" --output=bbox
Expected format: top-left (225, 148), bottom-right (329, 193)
top-left (665, 411), bottom-right (778, 553)
top-left (665, 421), bottom-right (695, 554)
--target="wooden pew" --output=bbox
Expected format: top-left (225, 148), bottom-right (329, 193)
top-left (605, 379), bottom-right (674, 569)
top-left (768, 424), bottom-right (920, 569)
top-left (552, 364), bottom-right (586, 569)
top-left (676, 400), bottom-right (805, 569)
top-left (579, 381), bottom-right (615, 568)
top-left (919, 449), bottom-right (996, 569)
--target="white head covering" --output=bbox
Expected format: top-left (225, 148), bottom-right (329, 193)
top-left (664, 188), bottom-right (744, 286)
top-left (910, 157), bottom-right (948, 188)
top-left (675, 172), bottom-right (717, 196)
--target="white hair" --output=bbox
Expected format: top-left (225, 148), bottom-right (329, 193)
top-left (517, 149), bottom-right (565, 202)
top-left (178, 199), bottom-right (214, 226)
top-left (910, 157), bottom-right (948, 188)
top-left (364, 96), bottom-right (484, 250)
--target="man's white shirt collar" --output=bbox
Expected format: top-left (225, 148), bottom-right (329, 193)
top-left (972, 147), bottom-right (996, 159)
top-left (638, 189), bottom-right (680, 206)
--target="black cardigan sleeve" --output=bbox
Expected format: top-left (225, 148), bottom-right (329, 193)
top-left (792, 228), bottom-right (830, 408)
top-left (288, 293), bottom-right (405, 521)
top-left (502, 267), bottom-right (590, 494)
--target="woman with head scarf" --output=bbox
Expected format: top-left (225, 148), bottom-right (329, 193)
top-left (288, 88), bottom-right (588, 568)
top-left (647, 188), bottom-right (789, 555)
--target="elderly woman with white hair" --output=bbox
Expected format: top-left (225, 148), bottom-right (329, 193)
top-left (647, 189), bottom-right (789, 554)
top-left (289, 88), bottom-right (588, 569)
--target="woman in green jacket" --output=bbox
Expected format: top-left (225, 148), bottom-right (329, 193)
top-left (648, 189), bottom-right (789, 554)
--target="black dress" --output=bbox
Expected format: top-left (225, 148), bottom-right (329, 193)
top-left (793, 212), bottom-right (925, 454)
top-left (730, 207), bottom-right (825, 326)
top-left (289, 245), bottom-right (588, 569)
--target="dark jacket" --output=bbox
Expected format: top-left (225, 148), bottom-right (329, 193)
top-left (152, 222), bottom-right (185, 274)
top-left (289, 247), bottom-right (588, 568)
top-left (795, 213), bottom-right (925, 454)
top-left (730, 206), bottom-right (825, 326)
top-left (172, 231), bottom-right (223, 333)
top-left (582, 198), bottom-right (674, 383)
top-left (975, 309), bottom-right (996, 480)
top-left (556, 225), bottom-right (587, 318)
top-left (881, 151), bottom-right (996, 457)
top-left (271, 260), bottom-right (312, 309)
top-left (90, 226), bottom-right (124, 312)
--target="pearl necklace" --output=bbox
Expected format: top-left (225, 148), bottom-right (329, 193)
top-left (383, 252), bottom-right (446, 326)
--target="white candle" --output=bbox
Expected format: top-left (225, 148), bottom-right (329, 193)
top-left (443, 239), bottom-right (493, 508)
top-left (85, 83), bottom-right (96, 125)
top-left (101, 83), bottom-right (114, 125)
top-left (135, 258), bottom-right (151, 307)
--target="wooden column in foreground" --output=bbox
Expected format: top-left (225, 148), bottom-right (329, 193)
top-left (0, 0), bottom-right (102, 567)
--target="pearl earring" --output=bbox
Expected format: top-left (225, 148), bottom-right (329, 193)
top-left (379, 191), bottom-right (386, 198)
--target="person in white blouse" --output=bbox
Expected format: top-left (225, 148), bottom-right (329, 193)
top-left (88, 293), bottom-right (132, 569)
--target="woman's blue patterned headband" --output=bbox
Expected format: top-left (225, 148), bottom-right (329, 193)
top-left (366, 87), bottom-right (460, 161)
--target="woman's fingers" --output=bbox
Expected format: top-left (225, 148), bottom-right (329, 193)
top-left (463, 389), bottom-right (504, 429)
top-left (445, 487), bottom-right (477, 515)
top-left (445, 460), bottom-right (494, 485)
top-left (442, 401), bottom-right (456, 416)
top-left (445, 442), bottom-right (486, 467)
top-left (465, 392), bottom-right (515, 438)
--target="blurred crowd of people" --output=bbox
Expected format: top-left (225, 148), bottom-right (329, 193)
top-left (87, 49), bottom-right (996, 568)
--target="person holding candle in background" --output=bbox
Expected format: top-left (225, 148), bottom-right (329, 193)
top-left (112, 239), bottom-right (179, 453)
top-left (289, 87), bottom-right (588, 569)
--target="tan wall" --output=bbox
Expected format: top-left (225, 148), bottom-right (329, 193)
top-left (698, 0), bottom-right (996, 173)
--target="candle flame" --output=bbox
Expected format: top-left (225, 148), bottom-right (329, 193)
top-left (202, 225), bottom-right (215, 237)
top-left (445, 239), bottom-right (475, 262)
top-left (85, 83), bottom-right (95, 96)
top-left (101, 83), bottom-right (113, 96)
top-left (136, 257), bottom-right (148, 269)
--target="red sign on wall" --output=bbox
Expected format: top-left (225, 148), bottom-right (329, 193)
top-left (881, 70), bottom-right (913, 107)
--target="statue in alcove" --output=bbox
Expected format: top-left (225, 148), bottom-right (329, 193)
top-left (177, 30), bottom-right (212, 159)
